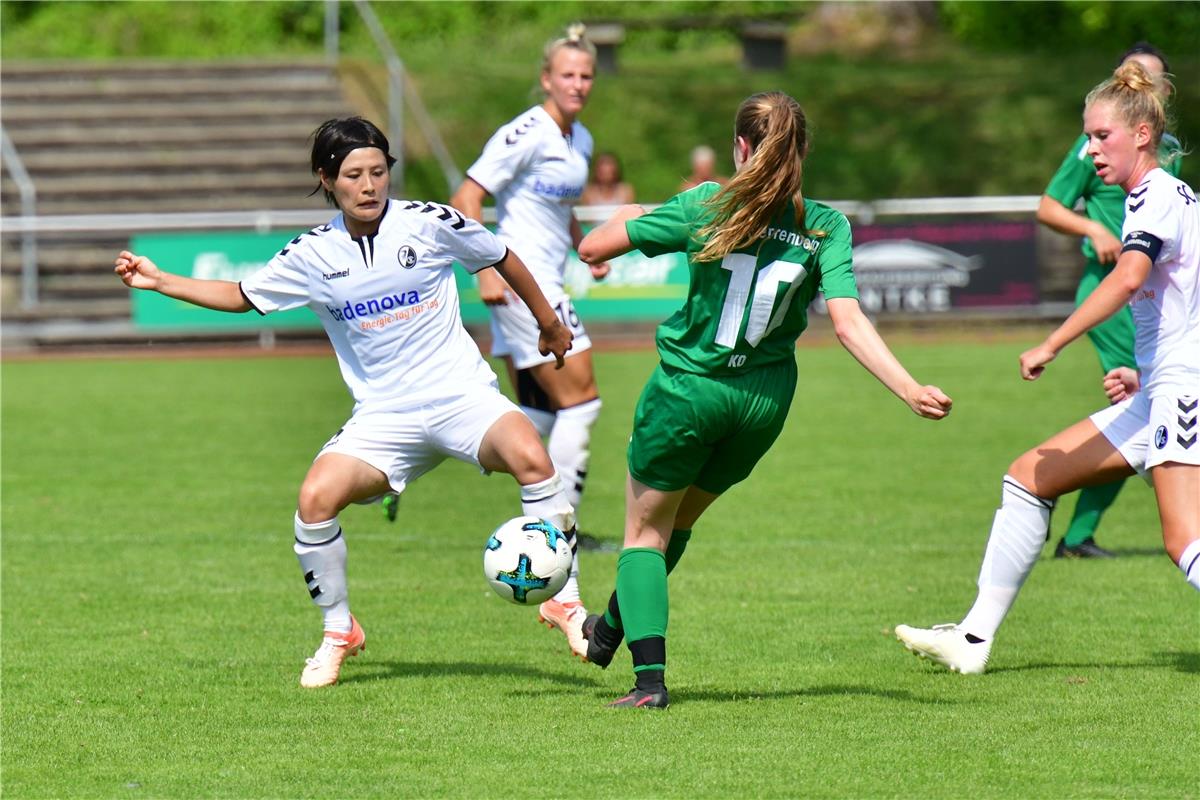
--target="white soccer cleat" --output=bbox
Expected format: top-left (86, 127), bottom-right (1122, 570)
top-left (300, 614), bottom-right (366, 688)
top-left (538, 599), bottom-right (589, 660)
top-left (894, 623), bottom-right (991, 675)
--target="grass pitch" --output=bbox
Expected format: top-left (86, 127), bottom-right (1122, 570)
top-left (2, 340), bottom-right (1195, 798)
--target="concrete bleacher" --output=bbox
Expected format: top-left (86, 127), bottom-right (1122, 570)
top-left (0, 60), bottom-right (357, 342)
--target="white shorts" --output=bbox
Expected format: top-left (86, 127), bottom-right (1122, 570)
top-left (316, 385), bottom-right (521, 494)
top-left (489, 289), bottom-right (591, 370)
top-left (1091, 387), bottom-right (1200, 479)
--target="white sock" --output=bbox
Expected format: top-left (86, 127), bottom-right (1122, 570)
top-left (959, 476), bottom-right (1054, 640)
top-left (1177, 539), bottom-right (1200, 591)
top-left (520, 474), bottom-right (581, 604)
top-left (294, 513), bottom-right (352, 634)
top-left (548, 398), bottom-right (602, 512)
top-left (520, 405), bottom-right (556, 438)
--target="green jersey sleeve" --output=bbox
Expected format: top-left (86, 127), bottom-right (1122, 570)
top-left (1044, 134), bottom-right (1092, 208)
top-left (815, 212), bottom-right (857, 300)
top-left (626, 183), bottom-right (719, 257)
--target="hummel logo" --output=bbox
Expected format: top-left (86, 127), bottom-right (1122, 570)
top-left (1129, 187), bottom-right (1149, 199)
top-left (1178, 433), bottom-right (1197, 449)
top-left (1178, 398), bottom-right (1198, 413)
top-left (1178, 186), bottom-right (1197, 205)
top-left (1128, 199), bottom-right (1145, 213)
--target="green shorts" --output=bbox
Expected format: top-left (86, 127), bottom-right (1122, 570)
top-left (1076, 259), bottom-right (1136, 373)
top-left (627, 360), bottom-right (798, 495)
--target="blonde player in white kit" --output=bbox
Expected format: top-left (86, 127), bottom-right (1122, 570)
top-left (895, 62), bottom-right (1200, 675)
top-left (451, 23), bottom-right (609, 659)
top-left (115, 118), bottom-right (578, 688)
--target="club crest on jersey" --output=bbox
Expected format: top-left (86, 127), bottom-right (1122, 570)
top-left (398, 246), bottom-right (419, 269)
top-left (1155, 425), bottom-right (1168, 449)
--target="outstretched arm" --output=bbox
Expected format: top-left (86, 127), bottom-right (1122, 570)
top-left (577, 204), bottom-right (645, 264)
top-left (827, 297), bottom-right (952, 419)
top-left (492, 249), bottom-right (572, 368)
top-left (114, 250), bottom-right (250, 312)
top-left (1019, 249), bottom-right (1151, 380)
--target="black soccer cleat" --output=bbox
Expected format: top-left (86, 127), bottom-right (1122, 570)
top-left (582, 614), bottom-right (620, 669)
top-left (606, 687), bottom-right (669, 709)
top-left (1054, 537), bottom-right (1116, 559)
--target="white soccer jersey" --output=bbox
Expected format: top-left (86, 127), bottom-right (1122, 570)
top-left (466, 104), bottom-right (593, 291)
top-left (240, 200), bottom-right (507, 409)
top-left (1120, 168), bottom-right (1200, 395)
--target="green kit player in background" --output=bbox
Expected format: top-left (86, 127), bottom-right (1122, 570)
top-left (1036, 41), bottom-right (1182, 558)
top-left (576, 91), bottom-right (954, 708)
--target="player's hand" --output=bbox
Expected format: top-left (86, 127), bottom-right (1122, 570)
top-left (1089, 225), bottom-right (1122, 264)
top-left (907, 384), bottom-right (953, 419)
top-left (537, 319), bottom-right (573, 369)
top-left (1103, 366), bottom-right (1140, 403)
top-left (114, 250), bottom-right (163, 291)
top-left (1019, 343), bottom-right (1057, 381)
top-left (476, 268), bottom-right (512, 305)
top-left (589, 260), bottom-right (611, 281)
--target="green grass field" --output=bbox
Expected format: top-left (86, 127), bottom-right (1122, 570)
top-left (2, 341), bottom-right (1195, 798)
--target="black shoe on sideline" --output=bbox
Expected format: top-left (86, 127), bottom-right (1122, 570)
top-left (1054, 537), bottom-right (1117, 559)
top-left (606, 687), bottom-right (669, 709)
top-left (582, 614), bottom-right (620, 669)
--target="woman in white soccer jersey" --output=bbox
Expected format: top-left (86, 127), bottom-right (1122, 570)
top-left (896, 62), bottom-right (1200, 674)
top-left (450, 23), bottom-right (607, 656)
top-left (115, 117), bottom-right (578, 688)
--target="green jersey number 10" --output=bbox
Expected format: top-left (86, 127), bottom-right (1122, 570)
top-left (715, 254), bottom-right (808, 348)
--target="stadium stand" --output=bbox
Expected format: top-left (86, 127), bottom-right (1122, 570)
top-left (0, 60), bottom-right (355, 339)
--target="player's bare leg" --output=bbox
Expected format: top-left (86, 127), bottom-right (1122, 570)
top-left (897, 419), bottom-right (1134, 674)
top-left (1152, 463), bottom-right (1200, 589)
top-left (604, 476), bottom-right (686, 708)
top-left (294, 453), bottom-right (389, 688)
top-left (585, 485), bottom-right (719, 667)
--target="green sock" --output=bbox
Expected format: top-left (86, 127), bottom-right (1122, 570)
top-left (615, 547), bottom-right (668, 646)
top-left (604, 529), bottom-right (691, 630)
top-left (1063, 479), bottom-right (1125, 547)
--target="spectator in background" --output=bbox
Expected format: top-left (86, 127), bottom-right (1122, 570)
top-left (581, 151), bottom-right (635, 206)
top-left (679, 144), bottom-right (728, 192)
top-left (1035, 41), bottom-right (1182, 559)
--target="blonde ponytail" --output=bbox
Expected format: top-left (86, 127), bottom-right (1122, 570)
top-left (696, 92), bottom-right (808, 263)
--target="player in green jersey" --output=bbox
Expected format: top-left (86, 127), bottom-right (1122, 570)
top-left (1036, 41), bottom-right (1181, 558)
top-left (574, 91), bottom-right (954, 708)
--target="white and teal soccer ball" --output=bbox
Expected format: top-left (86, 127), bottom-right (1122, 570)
top-left (483, 516), bottom-right (572, 605)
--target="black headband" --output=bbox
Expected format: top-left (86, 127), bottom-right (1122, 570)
top-left (327, 144), bottom-right (397, 167)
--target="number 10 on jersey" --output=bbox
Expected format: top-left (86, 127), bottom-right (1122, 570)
top-left (716, 255), bottom-right (808, 349)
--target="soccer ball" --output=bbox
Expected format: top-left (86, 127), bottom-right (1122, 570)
top-left (483, 516), bottom-right (572, 605)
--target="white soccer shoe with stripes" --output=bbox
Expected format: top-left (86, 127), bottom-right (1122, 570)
top-left (894, 623), bottom-right (991, 675)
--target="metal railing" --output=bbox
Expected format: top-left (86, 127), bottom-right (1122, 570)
top-left (328, 0), bottom-right (463, 195)
top-left (0, 196), bottom-right (1042, 237)
top-left (1, 125), bottom-right (39, 307)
